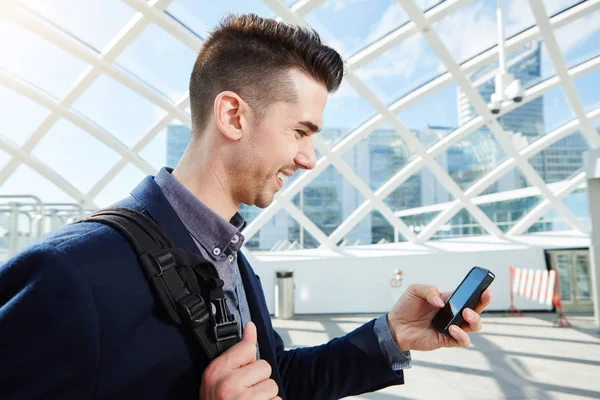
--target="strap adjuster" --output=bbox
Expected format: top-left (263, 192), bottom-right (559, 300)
top-left (213, 321), bottom-right (239, 342)
top-left (177, 294), bottom-right (210, 327)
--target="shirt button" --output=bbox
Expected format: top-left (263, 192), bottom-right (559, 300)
top-left (228, 254), bottom-right (234, 262)
top-left (231, 235), bottom-right (240, 244)
top-left (213, 248), bottom-right (221, 256)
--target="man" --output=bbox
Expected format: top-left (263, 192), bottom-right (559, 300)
top-left (0, 14), bottom-right (491, 400)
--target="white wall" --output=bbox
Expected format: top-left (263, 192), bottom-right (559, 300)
top-left (250, 233), bottom-right (590, 315)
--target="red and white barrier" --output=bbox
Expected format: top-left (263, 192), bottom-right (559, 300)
top-left (511, 267), bottom-right (556, 305)
top-left (508, 266), bottom-right (571, 327)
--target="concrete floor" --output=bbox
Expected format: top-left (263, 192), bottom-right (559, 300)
top-left (272, 313), bottom-right (600, 400)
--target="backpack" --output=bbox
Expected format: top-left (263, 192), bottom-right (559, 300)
top-left (80, 207), bottom-right (240, 360)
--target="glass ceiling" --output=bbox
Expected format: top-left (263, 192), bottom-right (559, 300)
top-left (0, 0), bottom-right (598, 252)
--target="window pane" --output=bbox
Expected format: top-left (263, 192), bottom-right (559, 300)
top-left (434, 0), bottom-right (535, 64)
top-left (554, 8), bottom-right (600, 69)
top-left (19, 0), bottom-right (134, 51)
top-left (0, 164), bottom-right (74, 203)
top-left (528, 131), bottom-right (588, 184)
top-left (574, 68), bottom-right (600, 114)
top-left (320, 82), bottom-right (377, 148)
top-left (356, 33), bottom-right (445, 105)
top-left (166, 0), bottom-right (274, 38)
top-left (0, 20), bottom-right (88, 99)
top-left (305, 0), bottom-right (408, 59)
top-left (115, 23), bottom-right (197, 100)
top-left (31, 119), bottom-right (121, 193)
top-left (71, 73), bottom-right (167, 147)
top-left (94, 163), bottom-right (146, 207)
top-left (0, 86), bottom-right (50, 146)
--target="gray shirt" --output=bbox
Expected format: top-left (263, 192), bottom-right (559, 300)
top-left (154, 167), bottom-right (410, 370)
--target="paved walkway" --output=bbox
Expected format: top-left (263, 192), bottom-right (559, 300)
top-left (272, 313), bottom-right (600, 399)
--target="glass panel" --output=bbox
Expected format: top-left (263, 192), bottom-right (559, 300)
top-left (0, 164), bottom-right (74, 203)
top-left (563, 187), bottom-right (589, 231)
top-left (434, 0), bottom-right (535, 64)
top-left (431, 208), bottom-right (489, 239)
top-left (439, 128), bottom-right (506, 190)
top-left (0, 20), bottom-right (88, 99)
top-left (287, 215), bottom-right (319, 250)
top-left (355, 33), bottom-right (445, 105)
top-left (71, 73), bottom-right (167, 147)
top-left (320, 82), bottom-right (377, 148)
top-left (94, 163), bottom-right (147, 207)
top-left (115, 23), bottom-right (197, 100)
top-left (575, 252), bottom-right (590, 301)
top-left (343, 210), bottom-right (404, 246)
top-left (349, 127), bottom-right (415, 192)
top-left (243, 209), bottom-right (318, 251)
top-left (398, 83), bottom-right (458, 141)
top-left (479, 195), bottom-right (542, 233)
top-left (166, 0), bottom-right (274, 38)
top-left (483, 167), bottom-right (529, 196)
top-left (384, 166), bottom-right (454, 234)
top-left (529, 208), bottom-right (572, 233)
top-left (139, 127), bottom-right (169, 171)
top-left (552, 252), bottom-right (573, 301)
top-left (31, 119), bottom-right (121, 193)
top-left (554, 8), bottom-right (600, 69)
top-left (291, 165), bottom-right (364, 238)
top-left (528, 131), bottom-right (588, 184)
top-left (0, 86), bottom-right (50, 146)
top-left (304, 0), bottom-right (408, 59)
top-left (165, 123), bottom-right (191, 169)
top-left (574, 68), bottom-right (600, 114)
top-left (19, 0), bottom-right (134, 51)
top-left (543, 0), bottom-right (582, 17)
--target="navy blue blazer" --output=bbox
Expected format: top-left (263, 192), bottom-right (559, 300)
top-left (0, 176), bottom-right (403, 399)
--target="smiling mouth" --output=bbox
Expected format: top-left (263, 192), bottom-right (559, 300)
top-left (276, 171), bottom-right (290, 185)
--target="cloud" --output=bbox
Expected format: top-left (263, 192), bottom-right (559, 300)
top-left (554, 9), bottom-right (600, 57)
top-left (367, 3), bottom-right (407, 42)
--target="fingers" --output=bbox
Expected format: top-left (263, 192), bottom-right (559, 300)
top-left (410, 284), bottom-right (445, 308)
top-left (234, 359), bottom-right (272, 388)
top-left (461, 308), bottom-right (482, 333)
top-left (440, 291), bottom-right (453, 302)
top-left (448, 325), bottom-right (470, 347)
top-left (243, 378), bottom-right (279, 400)
top-left (472, 289), bottom-right (492, 314)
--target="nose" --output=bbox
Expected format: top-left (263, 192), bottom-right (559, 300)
top-left (294, 138), bottom-right (317, 170)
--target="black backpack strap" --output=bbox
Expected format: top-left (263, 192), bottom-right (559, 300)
top-left (80, 207), bottom-right (239, 360)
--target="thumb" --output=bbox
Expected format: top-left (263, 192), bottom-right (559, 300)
top-left (242, 321), bottom-right (258, 344)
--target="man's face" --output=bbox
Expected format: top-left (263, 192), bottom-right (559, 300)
top-left (233, 69), bottom-right (328, 208)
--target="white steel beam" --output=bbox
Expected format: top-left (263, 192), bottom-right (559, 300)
top-left (508, 171), bottom-right (587, 236)
top-left (0, 0), bottom-right (175, 198)
top-left (0, 134), bottom-right (86, 203)
top-left (528, 0), bottom-right (600, 148)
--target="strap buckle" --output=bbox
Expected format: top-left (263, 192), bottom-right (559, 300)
top-left (212, 298), bottom-right (239, 342)
top-left (177, 293), bottom-right (210, 327)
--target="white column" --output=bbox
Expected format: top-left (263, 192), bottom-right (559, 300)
top-left (584, 149), bottom-right (600, 328)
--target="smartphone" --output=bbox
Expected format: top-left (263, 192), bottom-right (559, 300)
top-left (431, 266), bottom-right (495, 337)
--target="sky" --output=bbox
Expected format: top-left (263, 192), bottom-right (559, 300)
top-left (0, 0), bottom-right (598, 210)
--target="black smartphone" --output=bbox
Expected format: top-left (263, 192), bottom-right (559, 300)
top-left (431, 266), bottom-right (495, 337)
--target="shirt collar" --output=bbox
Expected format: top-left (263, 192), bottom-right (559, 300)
top-left (154, 167), bottom-right (246, 260)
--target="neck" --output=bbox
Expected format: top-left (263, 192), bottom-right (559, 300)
top-left (172, 143), bottom-right (239, 222)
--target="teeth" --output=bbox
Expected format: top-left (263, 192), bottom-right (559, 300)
top-left (277, 172), bottom-right (288, 182)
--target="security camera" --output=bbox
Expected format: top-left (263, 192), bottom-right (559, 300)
top-left (505, 79), bottom-right (524, 103)
top-left (487, 100), bottom-right (501, 114)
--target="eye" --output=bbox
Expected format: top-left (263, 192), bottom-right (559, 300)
top-left (295, 129), bottom-right (308, 138)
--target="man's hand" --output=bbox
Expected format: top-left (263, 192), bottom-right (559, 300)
top-left (387, 284), bottom-right (492, 351)
top-left (199, 322), bottom-right (281, 400)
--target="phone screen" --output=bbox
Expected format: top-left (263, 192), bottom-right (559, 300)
top-left (448, 267), bottom-right (488, 315)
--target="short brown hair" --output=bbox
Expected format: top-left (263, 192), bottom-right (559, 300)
top-left (188, 14), bottom-right (344, 135)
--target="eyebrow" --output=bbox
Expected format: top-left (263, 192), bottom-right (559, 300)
top-left (299, 121), bottom-right (321, 134)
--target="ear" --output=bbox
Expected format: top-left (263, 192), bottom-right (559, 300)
top-left (213, 91), bottom-right (251, 141)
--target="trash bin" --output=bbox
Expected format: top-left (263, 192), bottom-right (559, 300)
top-left (274, 270), bottom-right (294, 319)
